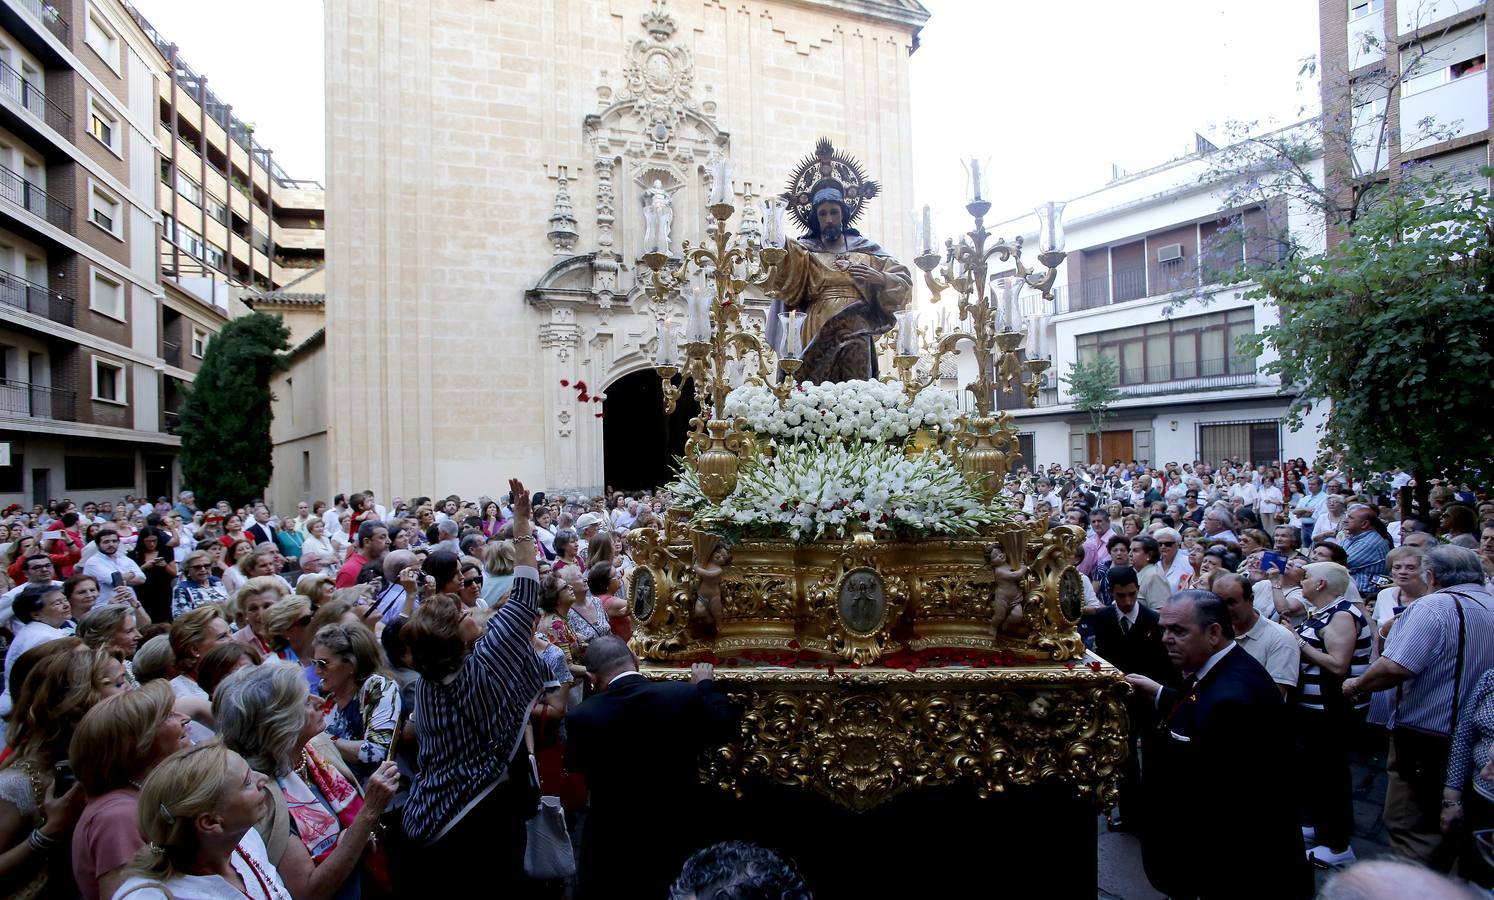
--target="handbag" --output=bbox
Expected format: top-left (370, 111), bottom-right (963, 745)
top-left (523, 724), bottom-right (577, 881)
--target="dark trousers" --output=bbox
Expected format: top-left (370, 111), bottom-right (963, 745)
top-left (395, 782), bottom-right (528, 895)
top-left (1296, 705), bottom-right (1363, 851)
top-left (1459, 788), bottom-right (1494, 888)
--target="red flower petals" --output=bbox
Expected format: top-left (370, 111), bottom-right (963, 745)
top-left (560, 379), bottom-right (570, 387)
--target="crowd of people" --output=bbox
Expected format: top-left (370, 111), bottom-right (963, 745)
top-left (0, 482), bottom-right (767, 899)
top-left (1039, 457), bottom-right (1494, 897)
top-left (0, 454), bottom-right (1489, 898)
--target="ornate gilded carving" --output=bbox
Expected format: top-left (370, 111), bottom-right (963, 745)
top-left (667, 665), bottom-right (1129, 813)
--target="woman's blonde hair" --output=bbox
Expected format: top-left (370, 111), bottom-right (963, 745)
top-left (132, 634), bottom-right (176, 684)
top-left (233, 576), bottom-right (289, 614)
top-left (126, 740), bottom-right (237, 882)
top-left (483, 540), bottom-right (515, 576)
top-left (295, 573), bottom-right (335, 606)
top-left (4, 644), bottom-right (115, 764)
top-left (77, 603), bottom-right (135, 652)
top-left (313, 621), bottom-right (389, 685)
top-left (69, 680), bottom-right (175, 796)
top-left (181, 549), bottom-right (212, 573)
top-left (263, 596), bottom-right (313, 650)
top-left (169, 605), bottom-right (225, 673)
top-left (214, 660), bottom-right (308, 776)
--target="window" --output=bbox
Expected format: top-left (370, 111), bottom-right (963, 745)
top-left (88, 103), bottom-right (116, 150)
top-left (84, 9), bottom-right (120, 72)
top-left (1075, 308), bottom-right (1257, 386)
top-left (175, 224), bottom-right (205, 259)
top-left (89, 184), bottom-right (121, 237)
top-left (161, 212), bottom-right (175, 242)
top-left (205, 242), bottom-right (226, 271)
top-left (90, 269), bottom-right (124, 320)
top-left (1404, 25), bottom-right (1487, 96)
top-left (174, 172), bottom-right (202, 206)
top-left (1349, 0), bottom-right (1383, 21)
top-left (191, 328), bottom-right (208, 358)
top-left (91, 357), bottom-right (125, 404)
top-left (206, 196), bottom-right (228, 224)
top-left (1198, 421), bottom-right (1281, 468)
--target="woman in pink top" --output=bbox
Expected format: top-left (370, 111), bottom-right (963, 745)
top-left (69, 681), bottom-right (191, 900)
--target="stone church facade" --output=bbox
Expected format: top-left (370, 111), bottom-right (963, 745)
top-left (320, 0), bottom-right (928, 499)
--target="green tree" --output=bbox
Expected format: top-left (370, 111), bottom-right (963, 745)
top-left (178, 312), bottom-right (290, 508)
top-left (1064, 355), bottom-right (1120, 464)
top-left (1238, 178), bottom-right (1494, 515)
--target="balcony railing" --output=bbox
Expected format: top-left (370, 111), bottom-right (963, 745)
top-left (1112, 266), bottom-right (1147, 303)
top-left (0, 164), bottom-right (72, 230)
top-left (0, 267), bottom-right (73, 325)
top-left (15, 0), bottom-right (69, 43)
top-left (0, 378), bottom-right (76, 421)
top-left (162, 409), bottom-right (181, 433)
top-left (0, 57), bottom-right (71, 133)
top-left (1113, 358), bottom-right (1259, 398)
top-left (161, 339), bottom-right (181, 367)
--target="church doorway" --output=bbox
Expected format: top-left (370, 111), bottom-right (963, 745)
top-left (602, 369), bottom-right (701, 492)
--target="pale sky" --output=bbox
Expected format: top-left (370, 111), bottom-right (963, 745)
top-left (123, 0), bottom-right (1320, 207)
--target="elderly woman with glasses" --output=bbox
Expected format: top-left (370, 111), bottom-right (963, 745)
top-left (215, 661), bottom-right (398, 900)
top-left (311, 622), bottom-right (401, 784)
top-left (1, 583), bottom-right (73, 714)
top-left (172, 550), bottom-right (229, 619)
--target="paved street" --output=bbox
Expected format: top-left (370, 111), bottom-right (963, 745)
top-left (1098, 728), bottom-right (1393, 899)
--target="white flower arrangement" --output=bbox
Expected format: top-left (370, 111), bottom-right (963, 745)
top-left (722, 379), bottom-right (960, 446)
top-left (669, 439), bottom-right (1015, 543)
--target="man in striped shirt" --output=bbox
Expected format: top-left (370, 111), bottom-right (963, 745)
top-left (398, 478), bottom-right (547, 894)
top-left (1344, 546), bottom-right (1494, 871)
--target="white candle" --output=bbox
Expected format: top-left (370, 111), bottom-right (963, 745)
top-left (685, 277), bottom-right (712, 343)
top-left (895, 309), bottom-right (919, 356)
top-left (919, 205), bottom-right (934, 256)
top-left (708, 158), bottom-right (735, 207)
top-left (655, 318), bottom-right (677, 365)
top-left (779, 311), bottom-right (804, 360)
top-left (761, 197), bottom-right (787, 249)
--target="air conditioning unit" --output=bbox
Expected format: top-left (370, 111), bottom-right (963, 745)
top-left (1156, 243), bottom-right (1184, 262)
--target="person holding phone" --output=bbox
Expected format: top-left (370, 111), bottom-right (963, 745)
top-left (81, 528), bottom-right (146, 602)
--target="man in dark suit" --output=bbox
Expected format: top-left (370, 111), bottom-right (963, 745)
top-left (565, 636), bottom-right (739, 900)
top-left (1126, 590), bottom-right (1311, 899)
top-left (1090, 566), bottom-right (1170, 831)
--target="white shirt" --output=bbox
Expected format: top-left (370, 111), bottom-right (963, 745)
top-left (1115, 603), bottom-right (1139, 626)
top-left (1192, 641), bottom-right (1237, 683)
top-left (1231, 482), bottom-right (1258, 507)
top-left (1390, 471), bottom-right (1412, 490)
top-left (1022, 491), bottom-right (1061, 514)
top-left (113, 828), bottom-right (288, 900)
top-left (1, 620), bottom-right (68, 715)
top-left (301, 534), bottom-right (336, 561)
top-left (322, 507), bottom-right (345, 535)
top-left (1257, 485), bottom-right (1284, 513)
top-left (82, 551), bottom-right (145, 587)
top-left (1234, 615), bottom-right (1301, 688)
top-left (1163, 554), bottom-right (1194, 593)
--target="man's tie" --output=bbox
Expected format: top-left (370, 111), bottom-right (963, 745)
top-left (1120, 617), bottom-right (1131, 636)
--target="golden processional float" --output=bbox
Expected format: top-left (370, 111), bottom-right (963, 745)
top-left (628, 140), bottom-right (1127, 892)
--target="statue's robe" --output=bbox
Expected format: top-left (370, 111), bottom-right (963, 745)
top-left (765, 234), bottom-right (913, 384)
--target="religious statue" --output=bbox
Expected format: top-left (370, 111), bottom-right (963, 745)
top-left (765, 138), bottom-right (913, 384)
top-left (689, 538), bottom-right (731, 638)
top-left (986, 542), bottom-right (1029, 636)
top-left (645, 179), bottom-right (674, 253)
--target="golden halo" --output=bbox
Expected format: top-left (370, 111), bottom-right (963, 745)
top-left (783, 137), bottom-right (880, 233)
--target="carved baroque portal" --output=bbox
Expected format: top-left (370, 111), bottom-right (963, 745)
top-left (527, 0), bottom-right (765, 494)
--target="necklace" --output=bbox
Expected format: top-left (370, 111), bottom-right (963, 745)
top-left (232, 846), bottom-right (285, 900)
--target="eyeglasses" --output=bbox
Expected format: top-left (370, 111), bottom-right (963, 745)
top-left (462, 576), bottom-right (484, 588)
top-left (188, 563), bottom-right (211, 570)
top-left (312, 658), bottom-right (333, 670)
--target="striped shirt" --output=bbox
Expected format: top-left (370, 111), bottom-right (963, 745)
top-left (402, 565), bottom-right (546, 845)
top-left (1342, 530), bottom-right (1389, 595)
top-left (1295, 597), bottom-right (1371, 712)
top-left (1382, 584), bottom-right (1494, 736)
top-left (1447, 667), bottom-right (1494, 801)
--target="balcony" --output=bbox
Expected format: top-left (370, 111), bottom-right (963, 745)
top-left (0, 267), bottom-right (73, 325)
top-left (1113, 358), bottom-right (1260, 398)
top-left (14, 0), bottom-right (69, 44)
top-left (1112, 266), bottom-right (1147, 303)
top-left (161, 339), bottom-right (181, 367)
top-left (162, 409), bottom-right (181, 433)
top-left (0, 57), bottom-right (70, 133)
top-left (0, 164), bottom-right (71, 230)
top-left (0, 378), bottom-right (75, 421)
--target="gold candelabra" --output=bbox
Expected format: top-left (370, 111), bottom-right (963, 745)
top-left (885, 170), bottom-right (1067, 498)
top-left (641, 166), bottom-right (792, 502)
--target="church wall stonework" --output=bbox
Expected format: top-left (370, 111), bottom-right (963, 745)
top-left (325, 0), bottom-right (927, 497)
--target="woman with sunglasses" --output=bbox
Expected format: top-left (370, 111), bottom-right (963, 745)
top-left (311, 622), bottom-right (401, 785)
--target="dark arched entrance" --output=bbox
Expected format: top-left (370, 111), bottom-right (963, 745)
top-left (602, 369), bottom-right (701, 492)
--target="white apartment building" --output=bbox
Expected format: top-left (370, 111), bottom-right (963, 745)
top-left (941, 133), bottom-right (1331, 472)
